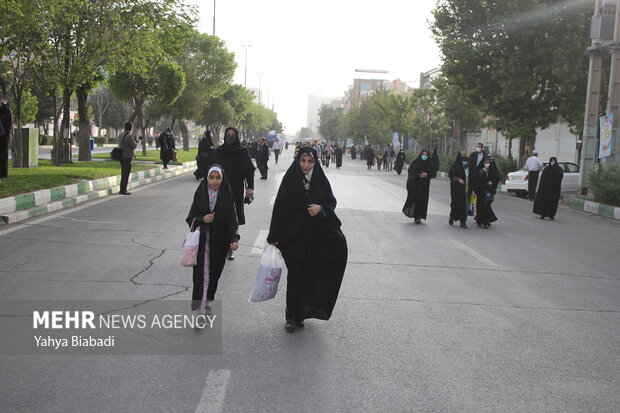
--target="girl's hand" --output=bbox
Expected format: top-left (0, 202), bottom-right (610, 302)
top-left (487, 181), bottom-right (493, 186)
top-left (202, 213), bottom-right (215, 223)
top-left (307, 204), bottom-right (321, 216)
top-left (230, 242), bottom-right (239, 251)
top-left (419, 172), bottom-right (428, 178)
top-left (269, 242), bottom-right (279, 246)
top-left (458, 179), bottom-right (465, 185)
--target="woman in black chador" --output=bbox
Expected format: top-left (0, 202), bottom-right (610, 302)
top-left (533, 157), bottom-right (563, 220)
top-left (350, 145), bottom-right (357, 160)
top-left (448, 151), bottom-right (469, 228)
top-left (402, 150), bottom-right (436, 224)
top-left (474, 156), bottom-right (500, 228)
top-left (186, 165), bottom-right (239, 315)
top-left (267, 147), bottom-right (348, 332)
top-left (394, 149), bottom-right (406, 175)
top-left (194, 130), bottom-right (215, 180)
top-left (334, 145), bottom-right (343, 168)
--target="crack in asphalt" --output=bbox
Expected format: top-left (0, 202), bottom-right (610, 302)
top-left (339, 296), bottom-right (620, 314)
top-left (347, 261), bottom-right (617, 281)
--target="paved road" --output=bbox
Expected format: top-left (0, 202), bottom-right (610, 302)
top-left (1, 151), bottom-right (618, 412)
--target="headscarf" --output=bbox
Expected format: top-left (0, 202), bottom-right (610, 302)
top-left (408, 149), bottom-right (436, 178)
top-left (198, 130), bottom-right (215, 154)
top-left (448, 151), bottom-right (468, 182)
top-left (267, 147), bottom-right (338, 246)
top-left (211, 126), bottom-right (255, 175)
top-left (541, 157), bottom-right (564, 180)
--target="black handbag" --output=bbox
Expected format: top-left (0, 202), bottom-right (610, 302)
top-left (110, 147), bottom-right (123, 161)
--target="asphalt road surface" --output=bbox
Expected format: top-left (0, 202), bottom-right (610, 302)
top-left (1, 151), bottom-right (618, 412)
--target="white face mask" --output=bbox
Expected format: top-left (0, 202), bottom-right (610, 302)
top-left (1, 100), bottom-right (7, 105)
top-left (484, 163), bottom-right (491, 168)
top-left (550, 161), bottom-right (556, 166)
top-left (476, 147), bottom-right (482, 153)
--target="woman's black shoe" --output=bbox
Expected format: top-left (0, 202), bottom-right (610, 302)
top-left (460, 223), bottom-right (467, 229)
top-left (414, 218), bottom-right (421, 224)
top-left (285, 319), bottom-right (296, 332)
top-left (448, 218), bottom-right (454, 225)
top-left (296, 320), bottom-right (305, 328)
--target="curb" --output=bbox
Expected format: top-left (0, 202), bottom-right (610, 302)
top-left (570, 198), bottom-right (620, 220)
top-left (0, 161), bottom-right (197, 225)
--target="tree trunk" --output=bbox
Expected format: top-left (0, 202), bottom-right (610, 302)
top-left (179, 120), bottom-right (189, 151)
top-left (135, 100), bottom-right (146, 156)
top-left (76, 86), bottom-right (91, 161)
top-left (11, 88), bottom-right (23, 168)
top-left (507, 138), bottom-right (513, 160)
top-left (519, 130), bottom-right (536, 164)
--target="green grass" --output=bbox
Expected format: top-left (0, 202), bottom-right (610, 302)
top-left (0, 159), bottom-right (157, 198)
top-left (93, 149), bottom-right (197, 163)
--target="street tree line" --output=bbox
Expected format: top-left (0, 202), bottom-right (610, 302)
top-left (0, 0), bottom-right (282, 167)
top-left (317, 0), bottom-right (591, 161)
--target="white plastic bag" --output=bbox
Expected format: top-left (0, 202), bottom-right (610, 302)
top-left (249, 245), bottom-right (284, 302)
top-left (180, 221), bottom-right (201, 267)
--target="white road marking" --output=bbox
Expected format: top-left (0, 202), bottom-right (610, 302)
top-left (451, 239), bottom-right (498, 267)
top-left (251, 229), bottom-right (269, 256)
top-left (195, 369), bottom-right (231, 413)
top-left (269, 172), bottom-right (285, 205)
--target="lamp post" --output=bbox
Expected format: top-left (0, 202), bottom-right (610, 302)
top-left (257, 72), bottom-right (264, 105)
top-left (242, 44), bottom-right (252, 88)
top-left (213, 0), bottom-right (216, 35)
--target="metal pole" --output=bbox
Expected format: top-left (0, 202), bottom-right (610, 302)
top-left (213, 0), bottom-right (216, 36)
top-left (258, 73), bottom-right (263, 105)
top-left (579, 0), bottom-right (605, 194)
top-left (242, 45), bottom-right (251, 88)
top-left (604, 0), bottom-right (620, 166)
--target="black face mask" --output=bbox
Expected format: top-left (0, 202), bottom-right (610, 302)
top-left (225, 134), bottom-right (236, 144)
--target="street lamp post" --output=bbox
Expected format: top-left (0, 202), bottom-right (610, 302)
top-left (258, 72), bottom-right (264, 105)
top-left (213, 0), bottom-right (216, 35)
top-left (242, 45), bottom-right (252, 88)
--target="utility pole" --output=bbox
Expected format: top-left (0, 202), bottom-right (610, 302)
top-left (258, 72), bottom-right (263, 105)
top-left (604, 0), bottom-right (620, 166)
top-left (580, 0), bottom-right (607, 194)
top-left (213, 0), bottom-right (216, 36)
top-left (242, 45), bottom-right (251, 88)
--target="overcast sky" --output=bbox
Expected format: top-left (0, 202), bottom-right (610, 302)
top-left (189, 0), bottom-right (443, 134)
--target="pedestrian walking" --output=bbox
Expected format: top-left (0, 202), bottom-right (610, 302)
top-left (194, 130), bottom-right (215, 180)
top-left (350, 145), bottom-right (357, 160)
top-left (533, 157), bottom-right (563, 220)
top-left (267, 147), bottom-right (348, 332)
top-left (384, 145), bottom-right (394, 171)
top-left (186, 165), bottom-right (239, 316)
top-left (210, 126), bottom-right (255, 260)
top-left (0, 94), bottom-right (13, 180)
top-left (524, 149), bottom-right (544, 201)
top-left (272, 137), bottom-right (282, 164)
top-left (118, 122), bottom-right (139, 195)
top-left (324, 143), bottom-right (333, 167)
top-left (365, 146), bottom-right (374, 170)
top-left (158, 128), bottom-right (176, 169)
top-left (402, 150), bottom-right (435, 224)
top-left (448, 151), bottom-right (470, 228)
top-left (474, 156), bottom-right (500, 228)
top-left (334, 144), bottom-right (343, 168)
top-left (394, 148), bottom-right (406, 175)
top-left (256, 137), bottom-right (270, 179)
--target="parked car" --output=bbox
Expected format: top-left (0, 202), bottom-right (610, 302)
top-left (504, 162), bottom-right (580, 197)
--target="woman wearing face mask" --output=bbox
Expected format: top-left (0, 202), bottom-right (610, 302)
top-left (210, 127), bottom-right (255, 259)
top-left (533, 157), bottom-right (563, 220)
top-left (186, 165), bottom-right (240, 316)
top-left (448, 151), bottom-right (470, 228)
top-left (474, 156), bottom-right (500, 228)
top-left (267, 147), bottom-right (348, 332)
top-left (402, 150), bottom-right (436, 224)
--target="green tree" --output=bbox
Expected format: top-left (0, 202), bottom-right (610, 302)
top-left (432, 0), bottom-right (590, 158)
top-left (298, 127), bottom-right (312, 141)
top-left (318, 106), bottom-right (344, 143)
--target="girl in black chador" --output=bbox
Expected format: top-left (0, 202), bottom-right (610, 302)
top-left (267, 147), bottom-right (348, 332)
top-left (448, 151), bottom-right (470, 228)
top-left (186, 165), bottom-right (239, 316)
top-left (533, 157), bottom-right (563, 220)
top-left (474, 156), bottom-right (500, 228)
top-left (394, 149), bottom-right (406, 175)
top-left (402, 150), bottom-right (436, 224)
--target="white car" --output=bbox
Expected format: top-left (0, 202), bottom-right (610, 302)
top-left (504, 162), bottom-right (580, 197)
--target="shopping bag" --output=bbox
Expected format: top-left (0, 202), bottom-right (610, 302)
top-left (180, 219), bottom-right (201, 267)
top-left (468, 193), bottom-right (477, 216)
top-left (248, 245), bottom-right (284, 302)
top-left (172, 150), bottom-right (178, 162)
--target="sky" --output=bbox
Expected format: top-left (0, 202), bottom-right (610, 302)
top-left (189, 0), bottom-right (443, 134)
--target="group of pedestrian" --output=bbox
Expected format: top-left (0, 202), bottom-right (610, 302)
top-left (186, 133), bottom-right (347, 332)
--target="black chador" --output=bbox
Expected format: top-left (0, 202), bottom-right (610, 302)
top-left (394, 149), bottom-right (406, 175)
top-left (402, 150), bottom-right (436, 223)
top-left (533, 157), bottom-right (563, 220)
top-left (186, 166), bottom-right (239, 309)
top-left (474, 156), bottom-right (500, 228)
top-left (210, 127), bottom-right (255, 225)
top-left (448, 152), bottom-right (469, 227)
top-left (194, 131), bottom-right (215, 180)
top-left (267, 147), bottom-right (348, 325)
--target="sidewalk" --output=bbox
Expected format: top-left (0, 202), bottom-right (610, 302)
top-left (0, 161), bottom-right (197, 225)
